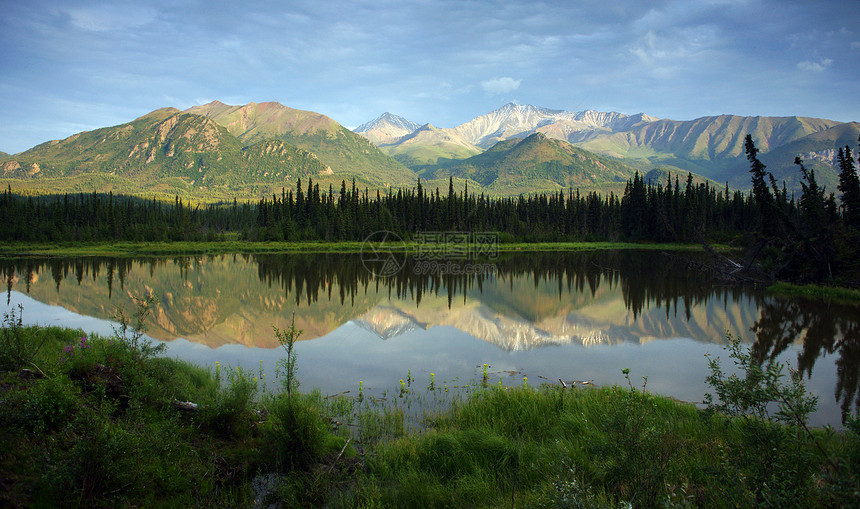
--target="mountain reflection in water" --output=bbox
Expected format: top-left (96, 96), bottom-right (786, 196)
top-left (2, 250), bottom-right (858, 423)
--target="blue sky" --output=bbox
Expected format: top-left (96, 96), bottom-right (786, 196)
top-left (1, 0), bottom-right (858, 154)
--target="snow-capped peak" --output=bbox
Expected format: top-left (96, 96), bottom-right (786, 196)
top-left (354, 112), bottom-right (421, 134)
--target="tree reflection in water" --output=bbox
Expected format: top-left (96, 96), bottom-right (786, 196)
top-left (751, 297), bottom-right (860, 422)
top-left (2, 251), bottom-right (858, 419)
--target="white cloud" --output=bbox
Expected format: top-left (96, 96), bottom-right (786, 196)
top-left (63, 4), bottom-right (158, 32)
top-left (797, 58), bottom-right (833, 72)
top-left (481, 77), bottom-right (521, 94)
top-left (851, 41), bottom-right (860, 50)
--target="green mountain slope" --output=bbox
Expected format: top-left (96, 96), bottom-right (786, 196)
top-left (572, 114), bottom-right (841, 179)
top-left (360, 105), bottom-right (850, 194)
top-left (757, 122), bottom-right (860, 191)
top-left (641, 168), bottom-right (719, 192)
top-left (380, 124), bottom-right (481, 167)
top-left (421, 133), bottom-right (638, 194)
top-left (0, 108), bottom-right (330, 198)
top-left (186, 101), bottom-right (416, 187)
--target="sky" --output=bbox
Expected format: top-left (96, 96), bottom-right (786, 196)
top-left (1, 0), bottom-right (859, 154)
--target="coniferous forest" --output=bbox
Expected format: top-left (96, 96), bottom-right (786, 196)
top-left (3, 135), bottom-right (859, 285)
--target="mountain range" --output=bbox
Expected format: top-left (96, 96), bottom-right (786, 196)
top-left (358, 103), bottom-right (860, 192)
top-left (1, 100), bottom-right (857, 200)
top-left (0, 101), bottom-right (416, 200)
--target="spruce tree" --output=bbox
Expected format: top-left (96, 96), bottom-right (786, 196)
top-left (745, 135), bottom-right (779, 237)
top-left (837, 144), bottom-right (860, 229)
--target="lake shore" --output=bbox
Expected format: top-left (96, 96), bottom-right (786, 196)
top-left (1, 323), bottom-right (858, 508)
top-left (0, 240), bottom-right (717, 257)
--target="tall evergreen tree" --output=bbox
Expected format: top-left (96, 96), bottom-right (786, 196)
top-left (837, 144), bottom-right (860, 229)
top-left (745, 135), bottom-right (780, 238)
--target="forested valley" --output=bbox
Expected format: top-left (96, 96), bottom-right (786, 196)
top-left (3, 135), bottom-right (859, 285)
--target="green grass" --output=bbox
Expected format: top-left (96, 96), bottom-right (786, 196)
top-left (0, 239), bottom-right (716, 257)
top-left (767, 282), bottom-right (860, 303)
top-left (2, 319), bottom-right (859, 508)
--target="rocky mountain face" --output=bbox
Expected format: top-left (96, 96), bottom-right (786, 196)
top-left (449, 103), bottom-right (657, 149)
top-left (757, 121), bottom-right (860, 190)
top-left (0, 107), bottom-right (337, 196)
top-left (354, 112), bottom-right (422, 145)
top-left (356, 103), bottom-right (855, 192)
top-left (0, 101), bottom-right (417, 198)
top-left (184, 101), bottom-right (416, 187)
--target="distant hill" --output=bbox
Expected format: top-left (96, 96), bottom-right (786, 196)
top-left (641, 168), bottom-right (717, 189)
top-left (379, 124), bottom-right (481, 167)
top-left (421, 133), bottom-right (638, 194)
top-left (758, 122), bottom-right (860, 192)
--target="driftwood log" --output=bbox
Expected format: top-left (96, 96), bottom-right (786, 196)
top-left (172, 400), bottom-right (199, 412)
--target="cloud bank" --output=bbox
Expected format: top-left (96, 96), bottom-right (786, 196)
top-left (0, 0), bottom-right (857, 153)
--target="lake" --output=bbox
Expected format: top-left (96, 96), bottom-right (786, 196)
top-left (2, 250), bottom-right (857, 427)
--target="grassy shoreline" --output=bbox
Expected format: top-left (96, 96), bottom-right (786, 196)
top-left (0, 240), bottom-right (715, 257)
top-left (2, 320), bottom-right (859, 508)
top-left (766, 281), bottom-right (860, 303)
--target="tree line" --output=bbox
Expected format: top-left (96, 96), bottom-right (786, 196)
top-left (2, 134), bottom-right (859, 284)
top-left (0, 191), bottom-right (255, 242)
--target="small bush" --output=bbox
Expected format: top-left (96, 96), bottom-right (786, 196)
top-left (43, 408), bottom-right (140, 505)
top-left (9, 375), bottom-right (80, 432)
top-left (704, 334), bottom-right (824, 507)
top-left (262, 392), bottom-right (339, 470)
top-left (0, 306), bottom-right (66, 373)
top-left (820, 413), bottom-right (860, 506)
top-left (202, 365), bottom-right (258, 437)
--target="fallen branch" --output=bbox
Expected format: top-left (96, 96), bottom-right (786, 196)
top-left (327, 438), bottom-right (352, 473)
top-left (172, 400), bottom-right (199, 412)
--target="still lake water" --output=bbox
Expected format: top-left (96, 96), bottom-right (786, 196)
top-left (2, 250), bottom-right (858, 427)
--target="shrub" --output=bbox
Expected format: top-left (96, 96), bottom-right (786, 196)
top-left (273, 314), bottom-right (301, 397)
top-left (586, 371), bottom-right (684, 507)
top-left (261, 392), bottom-right (339, 470)
top-left (0, 305), bottom-right (49, 372)
top-left (111, 294), bottom-right (165, 360)
top-left (704, 334), bottom-right (823, 507)
top-left (42, 407), bottom-right (140, 505)
top-left (9, 375), bottom-right (80, 432)
top-left (201, 365), bottom-right (258, 437)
